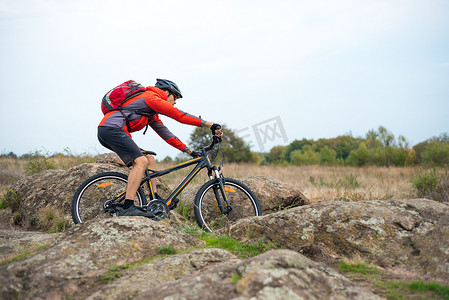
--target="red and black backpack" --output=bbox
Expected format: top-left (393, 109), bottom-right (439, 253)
top-left (101, 80), bottom-right (146, 115)
top-left (101, 80), bottom-right (146, 131)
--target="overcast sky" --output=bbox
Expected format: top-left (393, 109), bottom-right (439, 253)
top-left (1, 0), bottom-right (448, 158)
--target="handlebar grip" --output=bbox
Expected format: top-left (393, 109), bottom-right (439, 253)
top-left (211, 123), bottom-right (221, 133)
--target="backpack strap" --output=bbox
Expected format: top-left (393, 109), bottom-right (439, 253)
top-left (114, 108), bottom-right (155, 135)
top-left (117, 108), bottom-right (132, 132)
top-left (134, 109), bottom-right (154, 135)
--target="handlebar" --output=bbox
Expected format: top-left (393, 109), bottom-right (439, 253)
top-left (204, 136), bottom-right (222, 152)
top-left (202, 124), bottom-right (222, 154)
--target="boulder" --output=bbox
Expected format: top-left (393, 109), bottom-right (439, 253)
top-left (6, 163), bottom-right (129, 230)
top-left (179, 176), bottom-right (310, 220)
top-left (87, 248), bottom-right (238, 300)
top-left (1, 227), bottom-right (381, 300)
top-left (224, 198), bottom-right (449, 280)
top-left (0, 229), bottom-right (57, 262)
top-left (95, 152), bottom-right (126, 166)
top-left (134, 249), bottom-right (380, 300)
top-left (237, 176), bottom-right (310, 213)
top-left (0, 217), bottom-right (202, 299)
top-left (6, 163), bottom-right (177, 231)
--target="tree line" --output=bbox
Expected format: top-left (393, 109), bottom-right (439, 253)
top-left (3, 126), bottom-right (447, 167)
top-left (186, 126), bottom-right (449, 167)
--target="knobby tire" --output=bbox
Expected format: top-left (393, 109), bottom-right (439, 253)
top-left (194, 178), bottom-right (262, 232)
top-left (71, 172), bottom-right (146, 224)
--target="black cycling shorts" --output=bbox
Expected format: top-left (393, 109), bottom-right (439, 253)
top-left (97, 126), bottom-right (143, 167)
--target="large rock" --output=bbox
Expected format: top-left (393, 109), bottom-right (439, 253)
top-left (1, 229), bottom-right (381, 300)
top-left (87, 248), bottom-right (238, 300)
top-left (0, 218), bottom-right (202, 299)
top-left (0, 229), bottom-right (57, 262)
top-left (6, 162), bottom-right (174, 231)
top-left (95, 152), bottom-right (126, 166)
top-left (134, 249), bottom-right (380, 300)
top-left (238, 176), bottom-right (309, 214)
top-left (225, 198), bottom-right (449, 280)
top-left (180, 176), bottom-right (310, 220)
top-left (7, 163), bottom-right (129, 230)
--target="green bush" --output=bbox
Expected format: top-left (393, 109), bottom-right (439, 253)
top-left (1, 189), bottom-right (22, 211)
top-left (266, 146), bottom-right (287, 164)
top-left (290, 145), bottom-right (319, 166)
top-left (284, 138), bottom-right (313, 163)
top-left (421, 140), bottom-right (449, 166)
top-left (346, 142), bottom-right (370, 166)
top-left (319, 146), bottom-right (337, 165)
top-left (431, 175), bottom-right (449, 203)
top-left (412, 171), bottom-right (440, 199)
top-left (24, 150), bottom-right (56, 175)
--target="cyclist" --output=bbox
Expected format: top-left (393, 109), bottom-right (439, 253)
top-left (98, 79), bottom-right (222, 217)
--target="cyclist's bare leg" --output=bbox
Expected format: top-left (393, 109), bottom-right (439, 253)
top-left (145, 154), bottom-right (159, 193)
top-left (125, 156), bottom-right (148, 202)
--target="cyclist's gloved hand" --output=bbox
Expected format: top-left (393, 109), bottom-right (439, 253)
top-left (210, 123), bottom-right (223, 142)
top-left (210, 123), bottom-right (221, 135)
top-left (190, 151), bottom-right (201, 158)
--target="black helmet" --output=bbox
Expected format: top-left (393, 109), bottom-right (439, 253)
top-left (155, 78), bottom-right (183, 99)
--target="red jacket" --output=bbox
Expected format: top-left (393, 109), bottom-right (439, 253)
top-left (99, 86), bottom-right (205, 152)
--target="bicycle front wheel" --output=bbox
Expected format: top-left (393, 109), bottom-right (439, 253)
top-left (71, 172), bottom-right (147, 224)
top-left (194, 178), bottom-right (262, 232)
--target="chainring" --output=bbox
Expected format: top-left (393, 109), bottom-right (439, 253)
top-left (145, 199), bottom-right (169, 221)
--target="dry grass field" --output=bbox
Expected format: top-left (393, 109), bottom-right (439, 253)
top-left (0, 155), bottom-right (445, 203)
top-left (204, 163), bottom-right (423, 202)
top-left (156, 161), bottom-right (442, 202)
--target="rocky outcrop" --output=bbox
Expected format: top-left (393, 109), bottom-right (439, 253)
top-left (237, 176), bottom-right (310, 213)
top-left (0, 217), bottom-right (380, 299)
top-left (95, 153), bottom-right (126, 166)
top-left (2, 158), bottom-right (449, 299)
top-left (180, 176), bottom-right (310, 220)
top-left (7, 163), bottom-right (129, 230)
top-left (8, 157), bottom-right (308, 231)
top-left (0, 217), bottom-right (201, 299)
top-left (0, 230), bottom-right (57, 262)
top-left (134, 249), bottom-right (380, 300)
top-left (224, 198), bottom-right (449, 280)
top-left (87, 248), bottom-right (238, 300)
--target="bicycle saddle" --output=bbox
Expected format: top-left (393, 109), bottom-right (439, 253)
top-left (140, 149), bottom-right (157, 156)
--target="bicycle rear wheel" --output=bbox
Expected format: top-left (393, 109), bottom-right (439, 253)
top-left (194, 178), bottom-right (262, 232)
top-left (71, 172), bottom-right (146, 224)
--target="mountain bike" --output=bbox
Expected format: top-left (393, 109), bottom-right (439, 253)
top-left (71, 136), bottom-right (262, 232)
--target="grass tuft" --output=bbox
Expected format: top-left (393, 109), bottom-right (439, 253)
top-left (100, 265), bottom-right (130, 283)
top-left (155, 245), bottom-right (177, 255)
top-left (199, 232), bottom-right (279, 258)
top-left (231, 273), bottom-right (242, 285)
top-left (408, 281), bottom-right (449, 299)
top-left (338, 261), bottom-right (380, 275)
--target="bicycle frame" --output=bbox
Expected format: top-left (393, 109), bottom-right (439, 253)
top-left (141, 151), bottom-right (231, 213)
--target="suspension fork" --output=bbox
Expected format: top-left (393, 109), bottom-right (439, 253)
top-left (210, 166), bottom-right (232, 214)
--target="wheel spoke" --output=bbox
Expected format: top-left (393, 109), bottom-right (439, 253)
top-left (72, 172), bottom-right (146, 224)
top-left (195, 179), bottom-right (261, 232)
